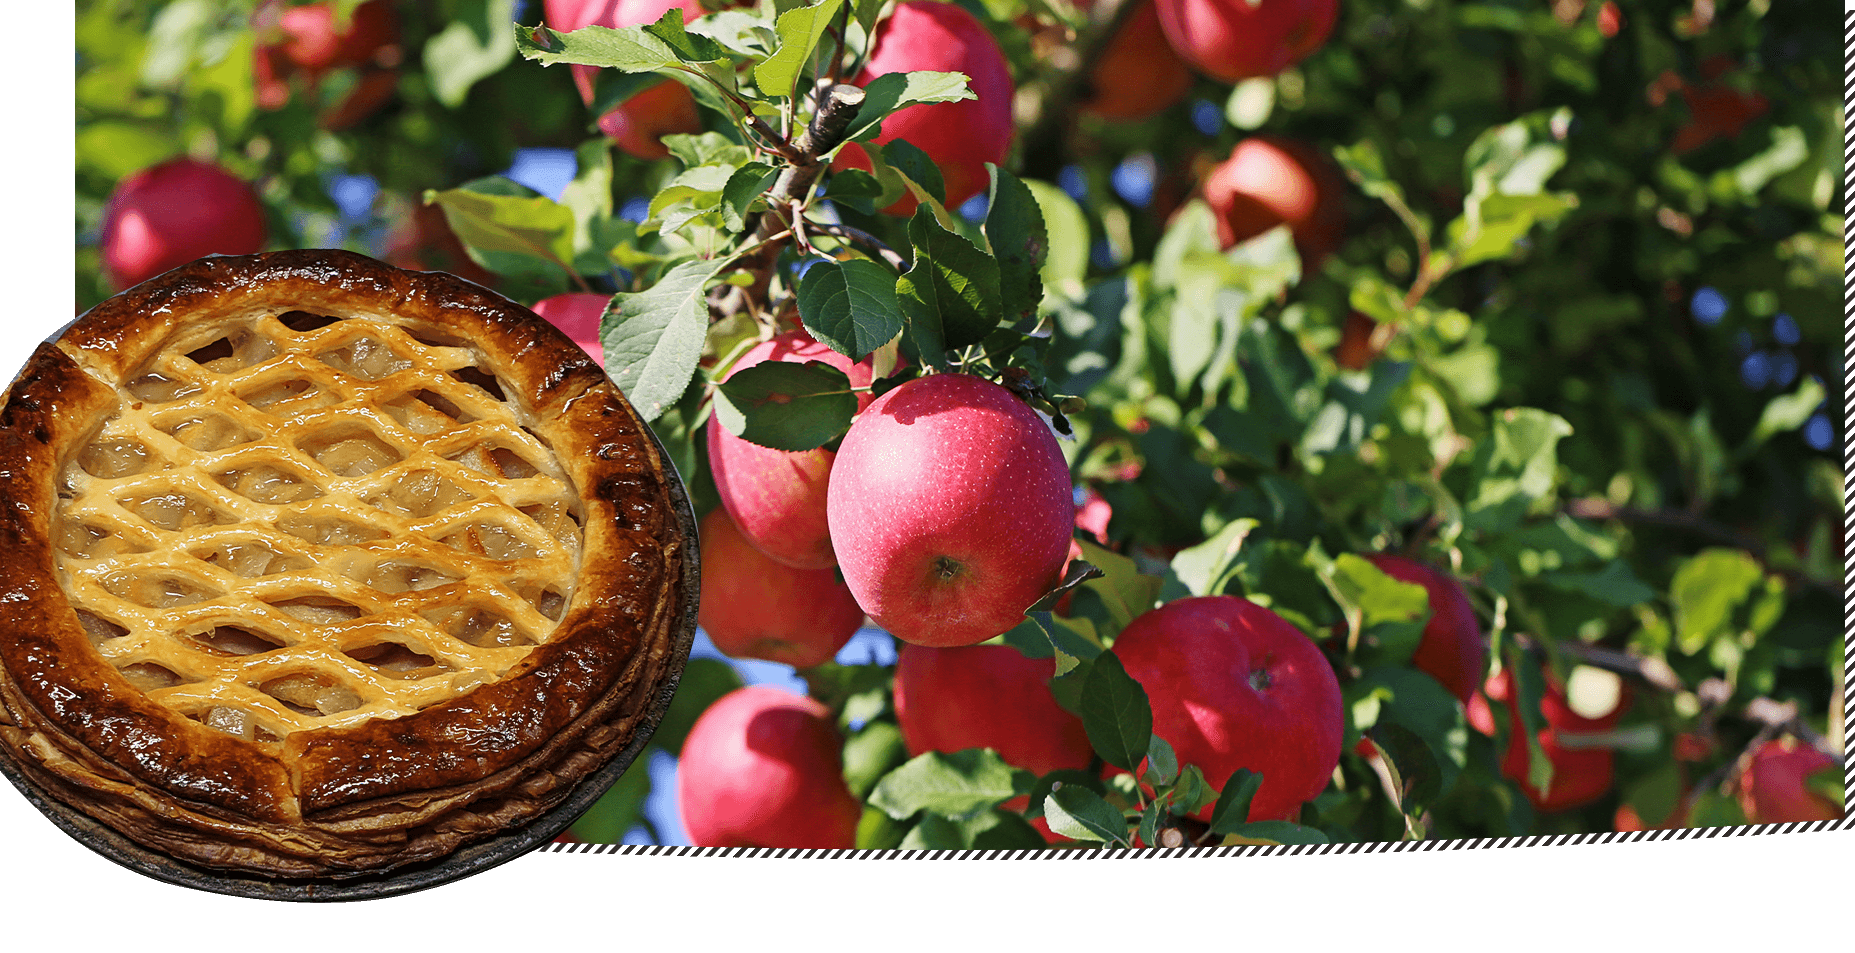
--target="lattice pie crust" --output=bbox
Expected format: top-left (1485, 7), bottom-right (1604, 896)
top-left (0, 251), bottom-right (690, 879)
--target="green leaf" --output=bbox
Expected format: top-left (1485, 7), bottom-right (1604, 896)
top-left (868, 749), bottom-right (1035, 822)
top-left (425, 0), bottom-right (518, 108)
top-left (881, 138), bottom-right (948, 208)
top-left (1170, 764), bottom-right (1216, 814)
top-left (1075, 539), bottom-right (1163, 637)
top-left (1207, 768), bottom-right (1264, 832)
top-left (642, 7), bottom-right (727, 63)
top-left (711, 360), bottom-right (858, 451)
top-left (755, 0), bottom-right (846, 101)
top-left (1168, 518), bottom-right (1258, 597)
top-left (1447, 192), bottom-right (1577, 269)
top-left (843, 70), bottom-right (976, 146)
top-left (1464, 409), bottom-right (1574, 533)
top-left (897, 207), bottom-right (1002, 359)
top-left (720, 162), bottom-right (778, 232)
top-left (427, 184), bottom-right (578, 275)
top-left (601, 259), bottom-right (716, 421)
top-left (1078, 651), bottom-right (1153, 772)
top-left (1023, 179), bottom-right (1089, 296)
top-left (1669, 548), bottom-right (1766, 655)
top-left (1143, 734), bottom-right (1179, 788)
top-left (517, 20), bottom-right (691, 73)
top-left (842, 721), bottom-right (910, 800)
top-left (900, 809), bottom-right (1047, 849)
top-left (984, 166), bottom-right (1047, 326)
top-left (1025, 562), bottom-right (1105, 613)
top-left (1042, 783), bottom-right (1128, 844)
top-left (1220, 821), bottom-right (1328, 846)
top-left (797, 258), bottom-right (904, 359)
top-left (856, 803), bottom-right (910, 849)
top-left (1741, 376), bottom-right (1827, 459)
top-left (1539, 561), bottom-right (1656, 608)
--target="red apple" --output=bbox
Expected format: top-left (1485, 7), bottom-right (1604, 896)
top-left (827, 373), bottom-right (1075, 648)
top-left (895, 642), bottom-right (1094, 842)
top-left (676, 686), bottom-right (862, 848)
top-left (544, 0), bottom-right (709, 160)
top-left (1471, 667), bottom-right (1624, 813)
top-left (1154, 0), bottom-right (1337, 83)
top-left (99, 158), bottom-right (268, 290)
top-left (833, 1), bottom-right (1016, 215)
top-left (1112, 595), bottom-right (1345, 823)
top-left (1363, 554), bottom-right (1486, 706)
top-left (707, 330), bottom-right (880, 570)
top-left (697, 508), bottom-right (865, 669)
top-left (1079, 1), bottom-right (1193, 122)
top-left (1202, 135), bottom-right (1347, 268)
top-left (531, 292), bottom-right (611, 367)
top-left (1736, 737), bottom-right (1843, 824)
top-left (893, 643), bottom-right (1093, 776)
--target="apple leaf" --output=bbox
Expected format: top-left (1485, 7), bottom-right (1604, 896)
top-left (1167, 518), bottom-right (1258, 598)
top-left (1669, 548), bottom-right (1766, 655)
top-left (1463, 408), bottom-right (1574, 534)
top-left (1137, 800), bottom-right (1166, 848)
top-left (642, 7), bottom-right (726, 63)
top-left (1317, 553), bottom-right (1430, 666)
top-left (711, 360), bottom-right (857, 451)
top-left (984, 165), bottom-right (1047, 326)
top-left (856, 804), bottom-right (909, 850)
top-left (1365, 720), bottom-right (1443, 809)
top-left (842, 70), bottom-right (975, 147)
top-left (1207, 769), bottom-right (1264, 833)
top-left (1042, 783), bottom-right (1128, 844)
top-left (868, 749), bottom-right (1035, 822)
top-left (797, 258), bottom-right (904, 359)
top-left (1142, 734), bottom-right (1179, 788)
top-left (1169, 764), bottom-right (1217, 814)
top-left (882, 138), bottom-right (948, 209)
top-left (1075, 539), bottom-right (1162, 637)
top-left (1538, 560), bottom-right (1657, 608)
top-left (424, 0), bottom-right (517, 109)
top-left (1023, 179), bottom-right (1090, 296)
top-left (601, 258), bottom-right (716, 421)
top-left (515, 21), bottom-right (690, 73)
top-left (1686, 790), bottom-right (1749, 828)
top-left (754, 0), bottom-right (845, 102)
top-left (841, 721), bottom-right (909, 800)
top-left (426, 182), bottom-right (578, 278)
top-left (901, 809), bottom-right (1046, 849)
top-left (897, 208), bottom-right (1002, 361)
top-left (648, 162), bottom-right (739, 234)
top-left (720, 162), bottom-right (778, 233)
top-left (1218, 821), bottom-right (1329, 846)
top-left (1079, 650), bottom-right (1153, 772)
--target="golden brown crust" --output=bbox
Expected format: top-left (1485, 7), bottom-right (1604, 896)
top-left (0, 250), bottom-right (691, 879)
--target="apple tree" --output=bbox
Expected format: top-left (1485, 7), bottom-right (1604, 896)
top-left (73, 0), bottom-right (1844, 848)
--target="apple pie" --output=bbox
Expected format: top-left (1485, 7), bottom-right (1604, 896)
top-left (0, 250), bottom-right (695, 888)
